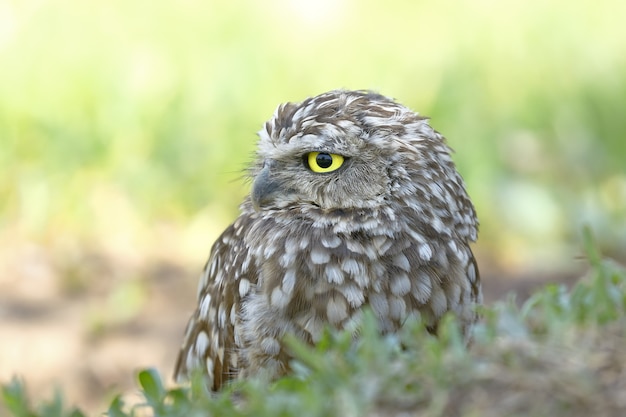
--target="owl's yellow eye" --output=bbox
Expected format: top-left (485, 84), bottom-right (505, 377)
top-left (306, 152), bottom-right (345, 173)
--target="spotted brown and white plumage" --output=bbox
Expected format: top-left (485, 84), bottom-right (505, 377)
top-left (173, 89), bottom-right (481, 390)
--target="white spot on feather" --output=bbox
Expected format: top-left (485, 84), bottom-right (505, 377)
top-left (282, 269), bottom-right (296, 295)
top-left (372, 235), bottom-right (392, 255)
top-left (338, 284), bottom-right (365, 308)
top-left (311, 247), bottom-right (330, 264)
top-left (194, 330), bottom-right (210, 356)
top-left (186, 351), bottom-right (198, 374)
top-left (341, 258), bottom-right (363, 276)
top-left (419, 243), bottom-right (433, 261)
top-left (321, 235), bottom-right (341, 248)
top-left (230, 303), bottom-right (237, 325)
top-left (389, 297), bottom-right (406, 321)
top-left (214, 270), bottom-right (225, 286)
top-left (218, 304), bottom-right (227, 328)
top-left (270, 286), bottom-right (290, 309)
top-left (296, 314), bottom-right (325, 342)
top-left (206, 358), bottom-right (214, 381)
top-left (239, 278), bottom-right (251, 298)
top-left (280, 251), bottom-right (296, 268)
top-left (429, 287), bottom-right (448, 317)
top-left (261, 337), bottom-right (281, 356)
top-left (369, 293), bottom-right (389, 316)
top-left (325, 264), bottom-right (344, 284)
top-left (264, 244), bottom-right (278, 259)
top-left (447, 283), bottom-right (462, 311)
top-left (393, 253), bottom-right (410, 271)
top-left (390, 273), bottom-right (411, 296)
top-left (199, 294), bottom-right (212, 319)
top-left (412, 273), bottom-right (432, 304)
top-left (326, 296), bottom-right (348, 324)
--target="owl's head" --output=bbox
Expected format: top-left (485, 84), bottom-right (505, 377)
top-left (249, 90), bottom-right (477, 240)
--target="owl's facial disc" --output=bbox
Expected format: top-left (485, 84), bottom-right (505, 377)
top-left (252, 145), bottom-right (388, 212)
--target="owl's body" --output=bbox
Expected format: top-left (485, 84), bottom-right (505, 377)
top-left (174, 90), bottom-right (481, 389)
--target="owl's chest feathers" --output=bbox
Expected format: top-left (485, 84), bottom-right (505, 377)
top-left (241, 213), bottom-right (470, 342)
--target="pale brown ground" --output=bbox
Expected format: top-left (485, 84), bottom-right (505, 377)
top-left (0, 239), bottom-right (583, 415)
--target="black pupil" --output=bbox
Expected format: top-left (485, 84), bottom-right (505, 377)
top-left (316, 153), bottom-right (333, 168)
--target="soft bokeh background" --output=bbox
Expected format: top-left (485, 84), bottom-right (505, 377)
top-left (1, 0), bottom-right (625, 413)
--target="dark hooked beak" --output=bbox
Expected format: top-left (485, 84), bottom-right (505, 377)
top-left (251, 163), bottom-right (282, 211)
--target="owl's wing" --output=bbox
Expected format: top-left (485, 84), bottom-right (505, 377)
top-left (468, 249), bottom-right (482, 305)
top-left (173, 214), bottom-right (256, 390)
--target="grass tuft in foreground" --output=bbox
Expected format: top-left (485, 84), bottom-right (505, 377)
top-left (3, 231), bottom-right (626, 417)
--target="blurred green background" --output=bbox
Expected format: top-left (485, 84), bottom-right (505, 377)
top-left (2, 0), bottom-right (625, 276)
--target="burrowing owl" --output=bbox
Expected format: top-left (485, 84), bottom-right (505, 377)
top-left (174, 90), bottom-right (481, 389)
